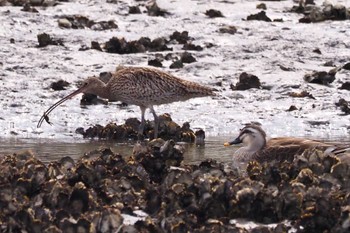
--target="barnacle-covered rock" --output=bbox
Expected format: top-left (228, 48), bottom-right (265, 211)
top-left (91, 208), bottom-right (123, 232)
top-left (0, 134), bottom-right (349, 232)
top-left (77, 113), bottom-right (202, 142)
top-left (132, 139), bottom-right (184, 183)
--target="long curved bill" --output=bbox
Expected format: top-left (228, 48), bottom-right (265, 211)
top-left (37, 88), bottom-right (84, 128)
top-left (224, 137), bottom-right (242, 146)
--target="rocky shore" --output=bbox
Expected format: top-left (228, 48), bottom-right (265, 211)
top-left (1, 0), bottom-right (350, 138)
top-left (0, 138), bottom-right (349, 232)
top-left (1, 0), bottom-right (350, 231)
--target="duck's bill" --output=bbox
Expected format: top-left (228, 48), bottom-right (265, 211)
top-left (37, 88), bottom-right (83, 128)
top-left (224, 137), bottom-right (242, 146)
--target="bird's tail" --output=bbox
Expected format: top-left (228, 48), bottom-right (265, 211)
top-left (182, 80), bottom-right (216, 97)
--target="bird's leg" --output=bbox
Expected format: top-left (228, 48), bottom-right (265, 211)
top-left (138, 106), bottom-right (146, 140)
top-left (149, 106), bottom-right (159, 139)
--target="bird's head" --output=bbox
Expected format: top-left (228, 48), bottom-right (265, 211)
top-left (224, 123), bottom-right (267, 150)
top-left (78, 76), bottom-right (105, 95)
top-left (37, 76), bottom-right (106, 128)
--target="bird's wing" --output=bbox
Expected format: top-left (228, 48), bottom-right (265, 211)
top-left (268, 137), bottom-right (331, 149)
top-left (257, 144), bottom-right (305, 162)
top-left (110, 67), bottom-right (212, 105)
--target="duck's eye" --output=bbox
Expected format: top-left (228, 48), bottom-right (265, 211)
top-left (243, 129), bottom-right (252, 134)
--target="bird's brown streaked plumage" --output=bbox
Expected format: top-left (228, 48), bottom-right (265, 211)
top-left (224, 123), bottom-right (350, 163)
top-left (37, 67), bottom-right (215, 138)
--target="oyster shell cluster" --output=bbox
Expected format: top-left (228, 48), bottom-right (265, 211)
top-left (76, 113), bottom-right (201, 142)
top-left (1, 142), bottom-right (349, 232)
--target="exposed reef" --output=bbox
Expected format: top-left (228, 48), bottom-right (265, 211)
top-left (0, 140), bottom-right (349, 232)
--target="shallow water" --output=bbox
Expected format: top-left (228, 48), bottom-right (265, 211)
top-left (0, 136), bottom-right (235, 164)
top-left (1, 136), bottom-right (350, 164)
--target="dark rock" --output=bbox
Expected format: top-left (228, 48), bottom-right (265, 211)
top-left (232, 72), bottom-right (261, 90)
top-left (8, 0), bottom-right (56, 7)
top-left (336, 98), bottom-right (350, 115)
top-left (205, 9), bottom-right (224, 18)
top-left (104, 36), bottom-right (171, 54)
top-left (290, 3), bottom-right (305, 14)
top-left (58, 15), bottom-right (118, 30)
top-left (343, 62), bottom-right (350, 70)
top-left (138, 37), bottom-right (152, 48)
top-left (77, 113), bottom-right (199, 142)
top-left (6, 0), bottom-right (26, 6)
top-left (91, 20), bottom-right (118, 31)
top-left (218, 25), bottom-right (237, 34)
top-left (323, 61), bottom-right (335, 67)
top-left (303, 70), bottom-right (337, 85)
top-left (100, 31), bottom-right (196, 55)
top-left (307, 120), bottom-right (329, 126)
top-left (305, 0), bottom-right (315, 5)
top-left (104, 37), bottom-right (141, 54)
top-left (50, 80), bottom-right (69, 91)
top-left (299, 16), bottom-right (312, 23)
top-left (82, 124), bottom-right (104, 138)
top-left (80, 93), bottom-right (108, 105)
top-left (195, 129), bottom-right (206, 145)
top-left (180, 52), bottom-right (196, 63)
top-left (75, 127), bottom-right (85, 135)
top-left (169, 60), bottom-right (184, 69)
top-left (170, 31), bottom-right (190, 44)
top-left (148, 58), bottom-right (163, 67)
top-left (91, 41), bottom-right (102, 51)
top-left (59, 15), bottom-right (89, 29)
top-left (339, 82), bottom-right (350, 91)
top-left (21, 3), bottom-right (38, 13)
top-left (147, 2), bottom-right (169, 17)
top-left (298, 3), bottom-right (350, 23)
top-left (205, 42), bottom-right (215, 48)
top-left (326, 4), bottom-right (348, 20)
top-left (247, 11), bottom-right (272, 22)
top-left (256, 3), bottom-right (267, 10)
top-left (313, 48), bottom-right (322, 54)
top-left (78, 45), bottom-right (90, 51)
top-left (129, 6), bottom-right (141, 14)
top-left (125, 117), bottom-right (141, 133)
top-left (37, 33), bottom-right (64, 47)
top-left (287, 105), bottom-right (298, 111)
top-left (149, 37), bottom-right (170, 52)
top-left (165, 53), bottom-right (176, 61)
top-left (182, 42), bottom-right (203, 51)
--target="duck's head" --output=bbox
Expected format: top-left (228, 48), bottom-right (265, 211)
top-left (224, 123), bottom-right (267, 151)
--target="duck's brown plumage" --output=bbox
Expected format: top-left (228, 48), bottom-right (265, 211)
top-left (225, 124), bottom-right (349, 163)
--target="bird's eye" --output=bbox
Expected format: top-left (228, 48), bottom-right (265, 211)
top-left (243, 129), bottom-right (252, 134)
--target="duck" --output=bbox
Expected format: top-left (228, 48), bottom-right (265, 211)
top-left (224, 123), bottom-right (350, 163)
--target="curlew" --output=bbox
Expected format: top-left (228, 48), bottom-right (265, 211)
top-left (37, 67), bottom-right (215, 138)
top-left (224, 123), bottom-right (350, 164)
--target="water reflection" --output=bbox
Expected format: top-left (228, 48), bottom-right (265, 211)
top-left (0, 137), bottom-right (235, 164)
